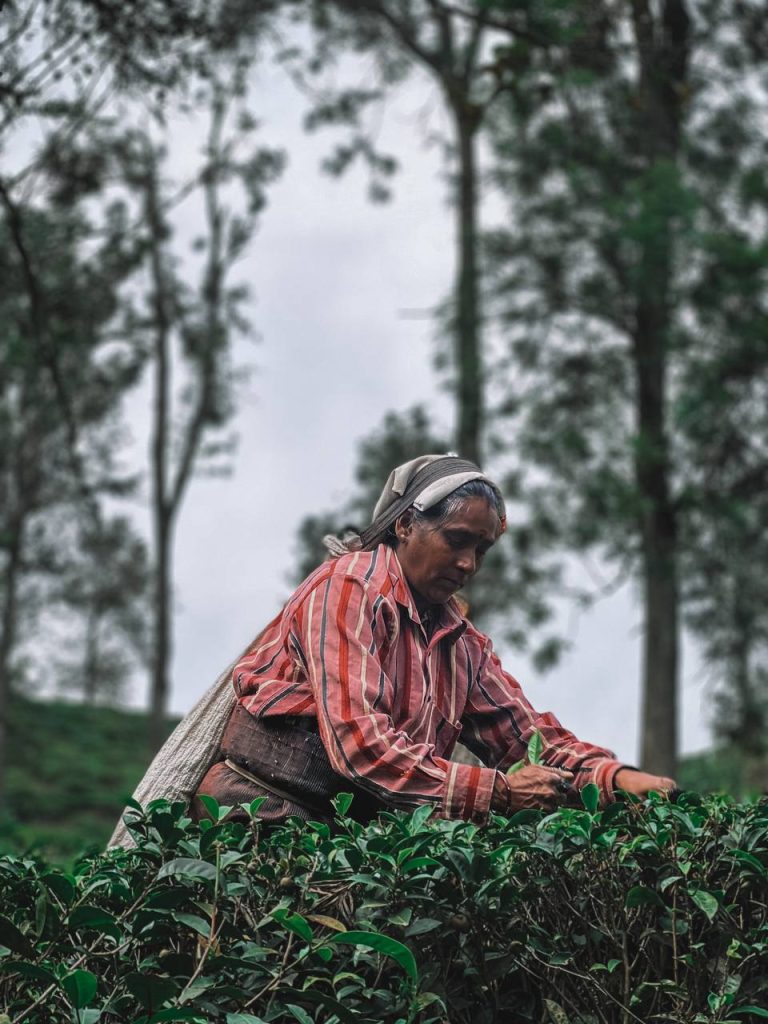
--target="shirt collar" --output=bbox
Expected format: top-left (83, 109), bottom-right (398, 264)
top-left (383, 545), bottom-right (468, 643)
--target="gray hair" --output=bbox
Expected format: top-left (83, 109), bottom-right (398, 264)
top-left (387, 478), bottom-right (503, 544)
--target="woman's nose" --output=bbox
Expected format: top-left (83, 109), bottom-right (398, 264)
top-left (456, 549), bottom-right (476, 574)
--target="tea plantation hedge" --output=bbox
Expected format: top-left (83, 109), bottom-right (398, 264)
top-left (1, 790), bottom-right (766, 1023)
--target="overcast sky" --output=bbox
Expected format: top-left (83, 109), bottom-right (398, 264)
top-left (58, 49), bottom-right (713, 765)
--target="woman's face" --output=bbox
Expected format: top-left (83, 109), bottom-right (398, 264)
top-left (394, 496), bottom-right (501, 606)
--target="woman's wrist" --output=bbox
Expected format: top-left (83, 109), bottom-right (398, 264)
top-left (491, 771), bottom-right (514, 815)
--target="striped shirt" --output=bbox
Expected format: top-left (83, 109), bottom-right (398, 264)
top-left (234, 545), bottom-right (623, 823)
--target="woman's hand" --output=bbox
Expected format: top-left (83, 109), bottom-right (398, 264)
top-left (493, 765), bottom-right (575, 814)
top-left (614, 768), bottom-right (677, 798)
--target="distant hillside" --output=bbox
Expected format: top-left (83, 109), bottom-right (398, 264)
top-left (1, 696), bottom-right (179, 862)
top-left (0, 696), bottom-right (753, 863)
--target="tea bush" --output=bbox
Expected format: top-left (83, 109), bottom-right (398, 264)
top-left (0, 790), bottom-right (766, 1024)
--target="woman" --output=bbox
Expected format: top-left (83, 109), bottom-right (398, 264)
top-left (191, 454), bottom-right (675, 826)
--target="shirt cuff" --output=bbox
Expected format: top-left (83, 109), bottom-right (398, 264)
top-left (589, 759), bottom-right (636, 805)
top-left (440, 762), bottom-right (498, 823)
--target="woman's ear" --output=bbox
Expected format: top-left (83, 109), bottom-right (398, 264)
top-left (394, 510), bottom-right (414, 543)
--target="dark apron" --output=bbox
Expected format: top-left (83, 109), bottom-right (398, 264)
top-left (191, 703), bottom-right (382, 826)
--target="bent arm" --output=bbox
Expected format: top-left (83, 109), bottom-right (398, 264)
top-left (461, 639), bottom-right (631, 805)
top-left (297, 573), bottom-right (501, 823)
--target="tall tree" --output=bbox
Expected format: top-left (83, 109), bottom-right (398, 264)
top-left (481, 0), bottom-right (768, 775)
top-left (113, 73), bottom-right (284, 751)
top-left (1, 0), bottom-right (223, 133)
top-left (0, 198), bottom-right (142, 806)
top-left (287, 0), bottom-right (536, 464)
top-left (49, 517), bottom-right (150, 704)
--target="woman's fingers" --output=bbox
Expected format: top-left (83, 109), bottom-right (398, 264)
top-left (614, 768), bottom-right (678, 797)
top-left (506, 764), bottom-right (575, 811)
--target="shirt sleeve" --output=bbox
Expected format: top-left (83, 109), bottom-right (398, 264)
top-left (296, 572), bottom-right (499, 823)
top-left (460, 636), bottom-right (628, 806)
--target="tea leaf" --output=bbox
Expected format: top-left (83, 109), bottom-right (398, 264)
top-left (0, 915), bottom-right (33, 957)
top-left (689, 888), bottom-right (719, 921)
top-left (272, 909), bottom-right (314, 943)
top-left (156, 858), bottom-right (217, 881)
top-left (330, 931), bottom-right (418, 982)
top-left (527, 730), bottom-right (544, 765)
top-left (581, 783), bottom-right (599, 813)
top-left (62, 969), bottom-right (98, 1009)
top-left (625, 886), bottom-right (665, 909)
top-left (332, 792), bottom-right (354, 816)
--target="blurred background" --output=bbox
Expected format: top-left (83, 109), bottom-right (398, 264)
top-left (1, 0), bottom-right (766, 860)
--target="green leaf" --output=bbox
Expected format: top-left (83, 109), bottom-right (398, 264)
top-left (286, 1007), bottom-right (313, 1024)
top-left (625, 886), bottom-right (665, 909)
top-left (405, 917), bottom-right (442, 937)
top-left (690, 888), bottom-right (719, 921)
top-left (332, 792), bottom-right (354, 816)
top-left (0, 960), bottom-right (57, 986)
top-left (509, 808), bottom-right (543, 825)
top-left (62, 969), bottom-right (98, 1009)
top-left (729, 850), bottom-right (768, 877)
top-left (124, 973), bottom-right (178, 1012)
top-left (415, 992), bottom-right (446, 1013)
top-left (330, 931), bottom-right (418, 983)
top-left (226, 1015), bottom-right (269, 1024)
top-left (69, 905), bottom-right (119, 933)
top-left (527, 730), bottom-right (544, 765)
top-left (0, 915), bottom-right (33, 957)
top-left (271, 909), bottom-right (314, 943)
top-left (400, 856), bottom-right (440, 874)
top-left (75, 1010), bottom-right (102, 1024)
top-left (580, 783), bottom-right (599, 813)
top-left (156, 858), bottom-right (217, 882)
top-left (409, 803), bottom-right (434, 830)
top-left (731, 1008), bottom-right (768, 1018)
top-left (242, 797), bottom-right (267, 818)
top-left (591, 958), bottom-right (622, 973)
top-left (548, 952), bottom-right (572, 966)
top-left (506, 759), bottom-right (525, 775)
top-left (42, 872), bottom-right (76, 906)
top-left (172, 912), bottom-right (211, 937)
top-left (196, 794), bottom-right (230, 822)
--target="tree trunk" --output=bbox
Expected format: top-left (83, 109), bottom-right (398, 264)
top-left (451, 105), bottom-right (483, 466)
top-left (146, 156), bottom-right (173, 755)
top-left (631, 0), bottom-right (690, 778)
top-left (82, 602), bottom-right (100, 704)
top-left (633, 308), bottom-right (679, 778)
top-left (149, 497), bottom-right (173, 754)
top-left (0, 522), bottom-right (24, 810)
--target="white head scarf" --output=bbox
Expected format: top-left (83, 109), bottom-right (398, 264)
top-left (323, 453), bottom-right (506, 557)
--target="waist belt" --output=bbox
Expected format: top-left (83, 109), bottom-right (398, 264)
top-left (219, 703), bottom-right (383, 824)
top-left (223, 758), bottom-right (331, 820)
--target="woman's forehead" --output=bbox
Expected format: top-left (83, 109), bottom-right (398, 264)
top-left (439, 496), bottom-right (501, 538)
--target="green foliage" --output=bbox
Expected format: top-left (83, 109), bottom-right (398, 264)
top-left (1, 793), bottom-right (767, 1023)
top-left (1, 694), bottom-right (756, 865)
top-left (481, 0), bottom-right (768, 764)
top-left (0, 698), bottom-right (178, 863)
top-left (0, 193), bottom-right (150, 706)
